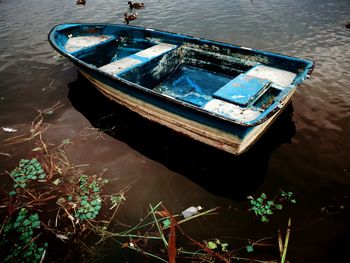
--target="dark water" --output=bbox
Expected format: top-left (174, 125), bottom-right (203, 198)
top-left (1, 0), bottom-right (350, 262)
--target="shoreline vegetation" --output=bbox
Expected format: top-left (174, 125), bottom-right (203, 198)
top-left (0, 103), bottom-right (294, 262)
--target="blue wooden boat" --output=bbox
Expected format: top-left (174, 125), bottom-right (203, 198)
top-left (48, 23), bottom-right (314, 155)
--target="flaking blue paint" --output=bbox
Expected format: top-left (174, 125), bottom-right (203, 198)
top-left (213, 74), bottom-right (270, 106)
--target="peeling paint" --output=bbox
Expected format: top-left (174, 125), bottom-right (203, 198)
top-left (204, 99), bottom-right (261, 122)
top-left (65, 35), bottom-right (112, 52)
top-left (247, 65), bottom-right (296, 87)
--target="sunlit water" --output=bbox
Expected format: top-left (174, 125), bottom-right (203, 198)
top-left (1, 0), bottom-right (350, 262)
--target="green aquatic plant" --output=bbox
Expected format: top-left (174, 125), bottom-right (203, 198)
top-left (206, 239), bottom-right (229, 252)
top-left (246, 244), bottom-right (254, 253)
top-left (110, 192), bottom-right (126, 209)
top-left (70, 175), bottom-right (108, 220)
top-left (280, 191), bottom-right (297, 204)
top-left (248, 190), bottom-right (297, 222)
top-left (248, 193), bottom-right (283, 222)
top-left (0, 208), bottom-right (47, 262)
top-left (9, 158), bottom-right (46, 195)
top-left (61, 138), bottom-right (72, 145)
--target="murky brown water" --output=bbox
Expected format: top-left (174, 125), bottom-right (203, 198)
top-left (1, 0), bottom-right (350, 262)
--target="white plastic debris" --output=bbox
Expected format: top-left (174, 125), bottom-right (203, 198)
top-left (2, 127), bottom-right (17, 133)
top-left (56, 234), bottom-right (69, 241)
top-left (181, 206), bottom-right (203, 219)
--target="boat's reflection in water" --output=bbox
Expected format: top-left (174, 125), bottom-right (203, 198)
top-left (68, 73), bottom-right (296, 201)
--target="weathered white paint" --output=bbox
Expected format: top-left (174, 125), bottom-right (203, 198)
top-left (65, 35), bottom-right (112, 52)
top-left (203, 99), bottom-right (261, 123)
top-left (136, 43), bottom-right (177, 59)
top-left (247, 65), bottom-right (296, 87)
top-left (99, 57), bottom-right (142, 75)
top-left (98, 43), bottom-right (177, 75)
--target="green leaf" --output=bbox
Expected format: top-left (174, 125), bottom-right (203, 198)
top-left (261, 215), bottom-right (269, 222)
top-left (91, 200), bottom-right (98, 206)
top-left (246, 245), bottom-right (254, 253)
top-left (9, 190), bottom-right (17, 196)
top-left (62, 138), bottom-right (71, 145)
top-left (162, 219), bottom-right (171, 228)
top-left (266, 209), bottom-right (273, 215)
top-left (3, 223), bottom-right (12, 233)
top-left (207, 241), bottom-right (217, 250)
top-left (275, 204), bottom-right (283, 210)
top-left (221, 242), bottom-right (229, 252)
top-left (29, 214), bottom-right (39, 221)
top-left (32, 221), bottom-right (40, 229)
top-left (23, 219), bottom-right (31, 226)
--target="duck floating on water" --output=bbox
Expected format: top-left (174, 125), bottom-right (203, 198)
top-left (124, 12), bottom-right (138, 24)
top-left (128, 1), bottom-right (144, 10)
top-left (76, 0), bottom-right (86, 5)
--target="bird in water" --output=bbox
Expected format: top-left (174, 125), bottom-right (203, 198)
top-left (76, 0), bottom-right (86, 5)
top-left (124, 12), bottom-right (138, 24)
top-left (128, 1), bottom-right (144, 10)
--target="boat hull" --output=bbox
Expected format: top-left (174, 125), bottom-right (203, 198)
top-left (79, 68), bottom-right (295, 155)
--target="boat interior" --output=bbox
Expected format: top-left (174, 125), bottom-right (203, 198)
top-left (55, 25), bottom-right (310, 125)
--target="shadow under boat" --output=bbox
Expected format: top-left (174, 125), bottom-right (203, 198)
top-left (67, 73), bottom-right (296, 201)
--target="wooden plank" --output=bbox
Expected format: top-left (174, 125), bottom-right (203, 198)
top-left (65, 35), bottom-right (113, 52)
top-left (99, 43), bottom-right (177, 75)
top-left (98, 57), bottom-right (141, 75)
top-left (136, 43), bottom-right (177, 59)
top-left (247, 65), bottom-right (296, 87)
top-left (212, 74), bottom-right (270, 106)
